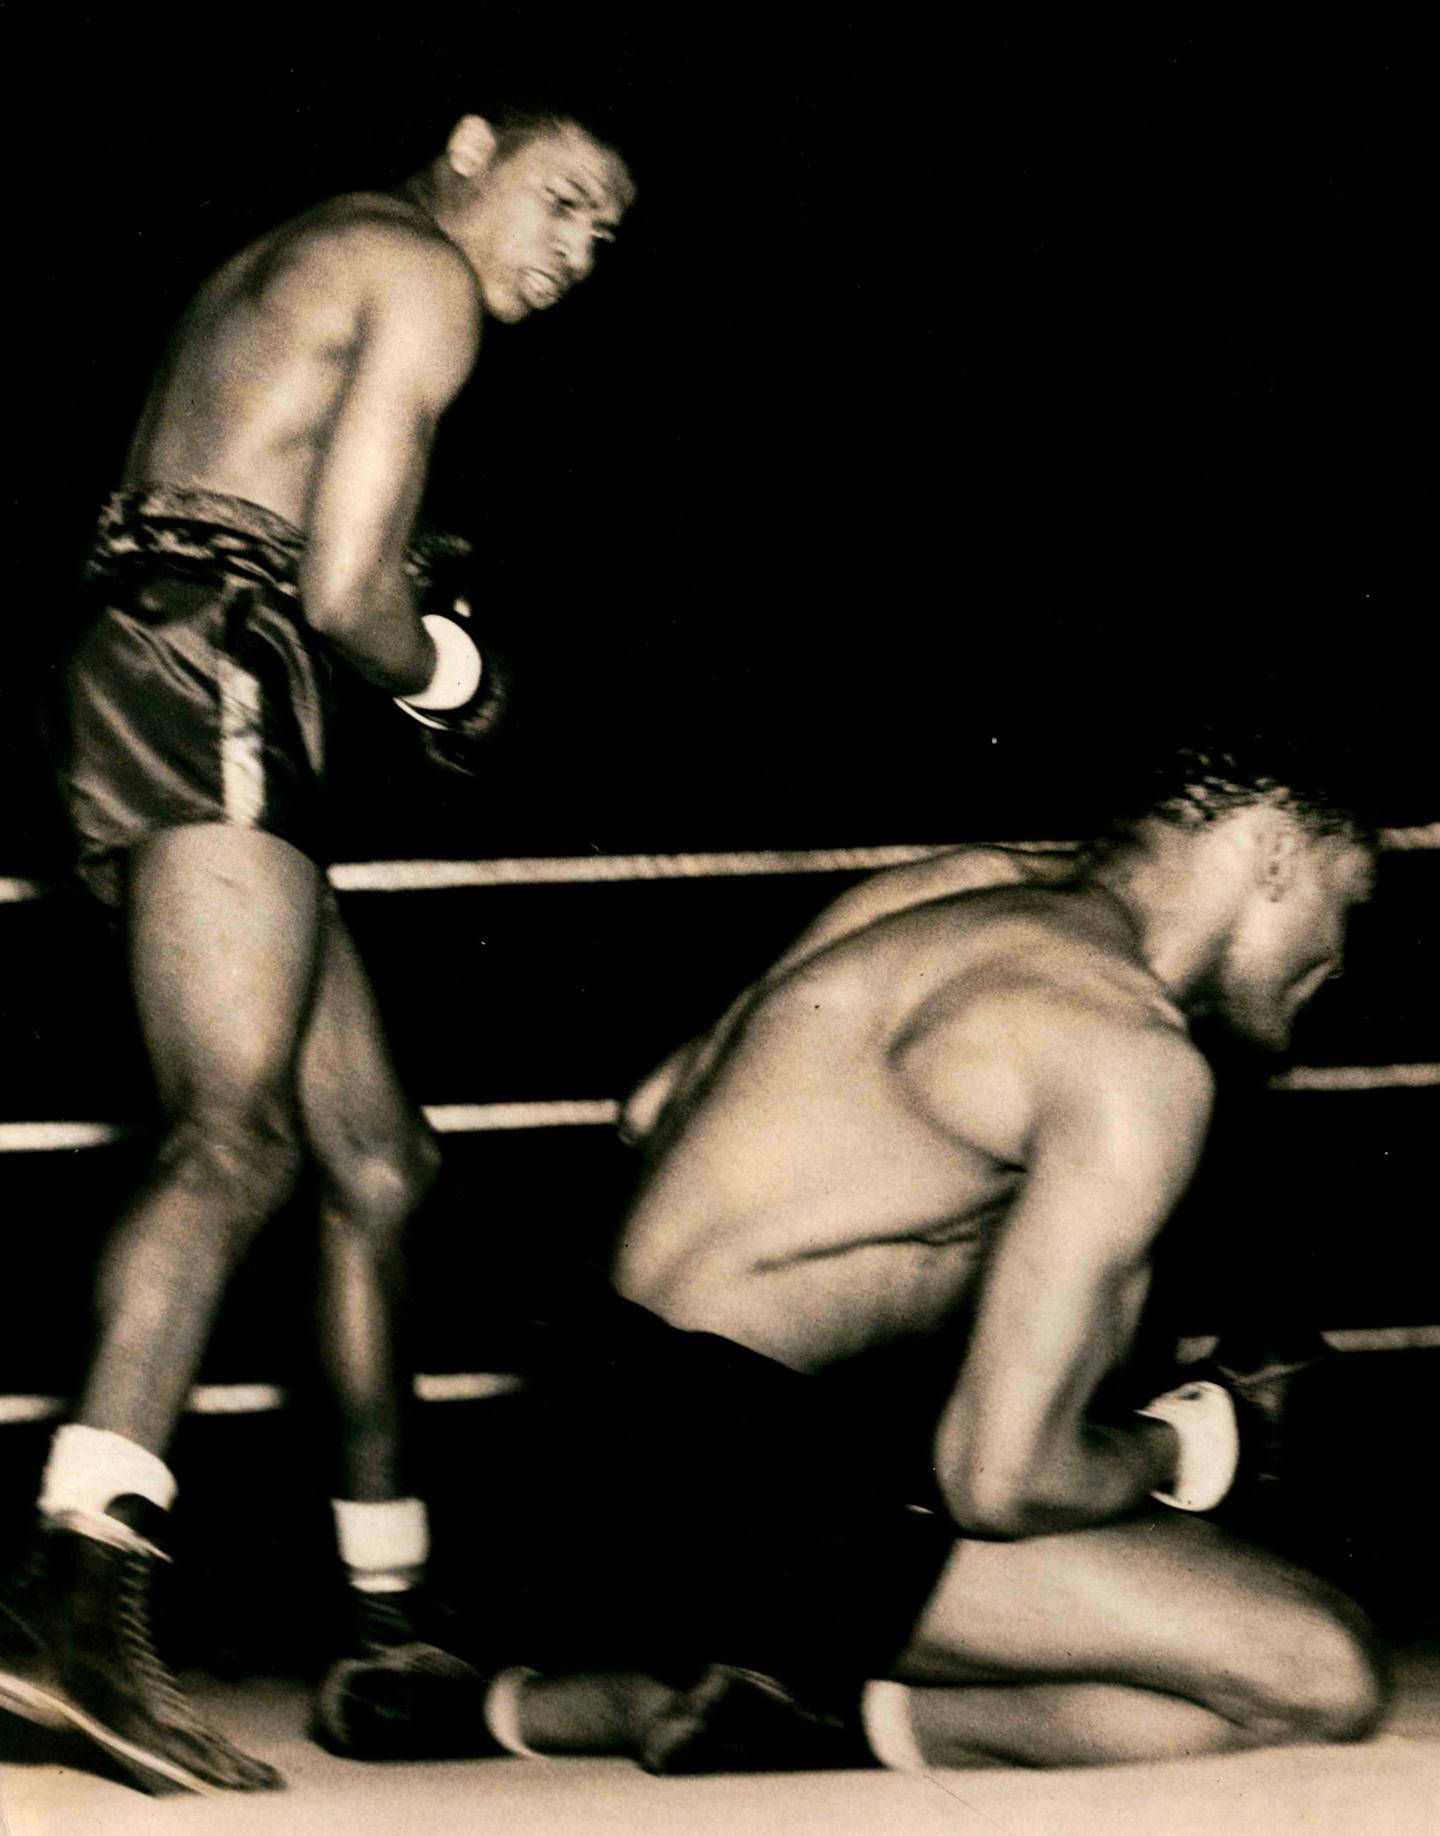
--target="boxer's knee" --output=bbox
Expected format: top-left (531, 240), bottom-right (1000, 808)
top-left (319, 1124), bottom-right (441, 1248)
top-left (1215, 1588), bottom-right (1387, 1746)
top-left (162, 1099), bottom-right (305, 1222)
top-left (97, 1099), bottom-right (304, 1313)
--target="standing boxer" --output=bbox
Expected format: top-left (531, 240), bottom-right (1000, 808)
top-left (0, 107), bottom-right (633, 1795)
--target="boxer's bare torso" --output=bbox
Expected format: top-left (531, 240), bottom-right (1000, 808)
top-left (119, 121), bottom-right (626, 704)
top-left (616, 847), bottom-right (1195, 1374)
top-left (123, 192), bottom-right (478, 534)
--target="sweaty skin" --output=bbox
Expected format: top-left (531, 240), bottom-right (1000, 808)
top-left (124, 123), bottom-right (628, 694)
top-left (124, 195), bottom-right (475, 693)
top-left (615, 826), bottom-right (1372, 1538)
top-left (619, 845), bottom-right (1087, 1146)
top-left (618, 847), bottom-right (1187, 1372)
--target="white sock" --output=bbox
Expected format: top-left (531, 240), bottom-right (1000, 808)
top-left (483, 1667), bottom-right (541, 1757)
top-left (39, 1425), bottom-right (177, 1521)
top-left (860, 1680), bottom-right (928, 1771)
top-left (331, 1496), bottom-right (430, 1593)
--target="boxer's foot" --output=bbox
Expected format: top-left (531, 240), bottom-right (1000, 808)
top-left (0, 1513), bottom-right (283, 1795)
top-left (640, 1664), bottom-right (872, 1774)
top-left (314, 1639), bottom-right (503, 1761)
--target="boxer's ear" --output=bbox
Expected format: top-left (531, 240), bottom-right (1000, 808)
top-left (447, 116), bottom-right (498, 181)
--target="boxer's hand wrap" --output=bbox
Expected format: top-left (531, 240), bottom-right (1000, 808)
top-left (395, 533), bottom-right (509, 774)
top-left (1136, 1379), bottom-right (1240, 1513)
top-left (397, 613), bottom-right (484, 721)
top-left (394, 602), bottom-right (510, 775)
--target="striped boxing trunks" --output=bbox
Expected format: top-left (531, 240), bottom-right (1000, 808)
top-left (57, 486), bottom-right (331, 905)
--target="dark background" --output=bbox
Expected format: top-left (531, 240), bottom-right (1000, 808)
top-left (0, 12), bottom-right (1436, 1641)
top-left (4, 12), bottom-right (1434, 860)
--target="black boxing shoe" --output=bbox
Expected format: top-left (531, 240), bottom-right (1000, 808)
top-left (342, 1584), bottom-right (461, 1659)
top-left (0, 1503), bottom-right (283, 1795)
top-left (313, 1632), bottom-right (504, 1762)
top-left (640, 1664), bottom-right (874, 1775)
top-left (313, 1580), bottom-right (503, 1760)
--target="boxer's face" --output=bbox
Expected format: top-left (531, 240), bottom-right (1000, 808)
top-left (1214, 832), bottom-right (1375, 1051)
top-left (456, 124), bottom-right (630, 322)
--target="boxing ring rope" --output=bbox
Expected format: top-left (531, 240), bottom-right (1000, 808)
top-left (1, 823), bottom-right (1437, 904)
top-left (2, 1065), bottom-right (1438, 1160)
top-left (0, 1103), bottom-right (626, 1155)
top-left (0, 1375), bottom-right (527, 1428)
top-left (2, 829), bottom-right (1436, 1422)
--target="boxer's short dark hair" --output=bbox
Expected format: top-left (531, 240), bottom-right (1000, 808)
top-left (1112, 728), bottom-right (1380, 846)
top-left (484, 102), bottom-right (634, 203)
top-left (487, 103), bottom-right (577, 163)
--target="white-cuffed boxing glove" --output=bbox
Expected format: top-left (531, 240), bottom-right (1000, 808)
top-left (1136, 1379), bottom-right (1240, 1513)
top-left (395, 602), bottom-right (509, 775)
top-left (395, 610), bottom-right (485, 727)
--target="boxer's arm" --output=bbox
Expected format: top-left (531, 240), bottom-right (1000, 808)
top-left (620, 992), bottom-right (753, 1145)
top-left (301, 238), bottom-right (480, 694)
top-left (619, 1039), bottom-right (697, 1145)
top-left (928, 1015), bottom-right (1212, 1539)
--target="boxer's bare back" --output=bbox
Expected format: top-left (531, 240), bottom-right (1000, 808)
top-left (617, 847), bottom-right (1197, 1374)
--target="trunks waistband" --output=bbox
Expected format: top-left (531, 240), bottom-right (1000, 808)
top-left (87, 485), bottom-right (473, 598)
top-left (88, 487), bottom-right (307, 598)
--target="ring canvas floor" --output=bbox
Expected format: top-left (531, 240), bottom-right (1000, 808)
top-left (3, 1643), bottom-right (1437, 1836)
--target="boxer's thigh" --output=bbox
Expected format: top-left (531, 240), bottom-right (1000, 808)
top-left (298, 893), bottom-right (432, 1182)
top-left (126, 823), bottom-right (326, 1110)
top-left (899, 1507), bottom-right (1381, 1723)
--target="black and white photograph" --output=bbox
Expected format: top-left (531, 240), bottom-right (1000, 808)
top-left (0, 12), bottom-right (1435, 1833)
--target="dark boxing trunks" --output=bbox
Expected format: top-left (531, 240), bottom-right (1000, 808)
top-left (57, 486), bottom-right (331, 904)
top-left (479, 1296), bottom-right (956, 1696)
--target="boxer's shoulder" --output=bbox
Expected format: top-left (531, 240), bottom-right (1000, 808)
top-left (931, 922), bottom-right (1195, 1065)
top-left (234, 193), bottom-right (479, 328)
top-left (817, 846), bottom-right (1080, 941)
top-left (757, 870), bottom-right (1161, 1052)
top-left (889, 914), bottom-right (1207, 1152)
top-left (921, 842), bottom-right (1085, 892)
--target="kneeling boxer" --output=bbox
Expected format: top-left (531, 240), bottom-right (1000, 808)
top-left (322, 736), bottom-right (1389, 1772)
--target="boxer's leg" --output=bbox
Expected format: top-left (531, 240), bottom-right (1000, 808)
top-left (297, 897), bottom-right (449, 1696)
top-left (78, 826), bottom-right (322, 1445)
top-left (886, 1507), bottom-right (1385, 1767)
top-left (314, 1663), bottom-right (682, 1764)
top-left (299, 894), bottom-right (440, 1509)
top-left (9, 824), bottom-right (322, 1794)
